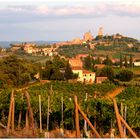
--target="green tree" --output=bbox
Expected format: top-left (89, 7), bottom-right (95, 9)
top-left (64, 63), bottom-right (73, 80)
top-left (124, 55), bottom-right (128, 68)
top-left (129, 55), bottom-right (133, 68)
top-left (98, 66), bottom-right (115, 81)
top-left (96, 56), bottom-right (101, 64)
top-left (43, 56), bottom-right (67, 80)
top-left (116, 69), bottom-right (133, 82)
top-left (120, 53), bottom-right (123, 68)
top-left (0, 55), bottom-right (38, 87)
top-left (103, 55), bottom-right (112, 66)
top-left (50, 68), bottom-right (64, 80)
top-left (84, 55), bottom-right (92, 70)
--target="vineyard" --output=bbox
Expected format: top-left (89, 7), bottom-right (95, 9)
top-left (0, 81), bottom-right (140, 138)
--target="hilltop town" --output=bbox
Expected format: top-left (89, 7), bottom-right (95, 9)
top-left (1, 26), bottom-right (140, 66)
top-left (0, 26), bottom-right (140, 85)
top-left (0, 27), bottom-right (140, 138)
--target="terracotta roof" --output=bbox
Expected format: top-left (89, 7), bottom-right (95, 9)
top-left (71, 66), bottom-right (83, 70)
top-left (83, 70), bottom-right (95, 74)
top-left (94, 64), bottom-right (106, 69)
top-left (76, 54), bottom-right (89, 58)
top-left (96, 77), bottom-right (108, 83)
top-left (96, 77), bottom-right (108, 79)
top-left (69, 59), bottom-right (83, 67)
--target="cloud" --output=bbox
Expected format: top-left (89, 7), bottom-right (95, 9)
top-left (109, 3), bottom-right (140, 17)
top-left (0, 1), bottom-right (140, 24)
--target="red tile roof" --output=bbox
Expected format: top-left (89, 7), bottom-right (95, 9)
top-left (71, 66), bottom-right (83, 70)
top-left (83, 70), bottom-right (95, 74)
top-left (94, 64), bottom-right (106, 69)
top-left (69, 58), bottom-right (83, 67)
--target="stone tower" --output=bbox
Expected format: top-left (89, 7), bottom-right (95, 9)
top-left (83, 31), bottom-right (93, 42)
top-left (98, 27), bottom-right (103, 36)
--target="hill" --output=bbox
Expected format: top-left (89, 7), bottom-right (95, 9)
top-left (0, 41), bottom-right (60, 48)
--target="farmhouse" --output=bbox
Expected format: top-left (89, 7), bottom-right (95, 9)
top-left (96, 77), bottom-right (108, 84)
top-left (72, 66), bottom-right (95, 83)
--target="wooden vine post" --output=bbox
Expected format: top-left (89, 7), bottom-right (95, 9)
top-left (77, 102), bottom-right (101, 138)
top-left (113, 98), bottom-right (139, 138)
top-left (11, 98), bottom-right (15, 132)
top-left (25, 110), bottom-right (29, 131)
top-left (18, 93), bottom-right (23, 130)
top-left (124, 106), bottom-right (127, 137)
top-left (113, 98), bottom-right (124, 138)
top-left (61, 96), bottom-right (64, 129)
top-left (39, 95), bottom-right (42, 133)
top-left (84, 93), bottom-right (89, 138)
top-left (46, 96), bottom-right (50, 138)
top-left (24, 91), bottom-right (35, 136)
top-left (119, 114), bottom-right (139, 138)
top-left (18, 110), bottom-right (22, 130)
top-left (7, 89), bottom-right (15, 135)
top-left (74, 95), bottom-right (101, 138)
top-left (74, 96), bottom-right (81, 138)
top-left (94, 91), bottom-right (97, 138)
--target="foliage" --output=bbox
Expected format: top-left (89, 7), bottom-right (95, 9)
top-left (42, 56), bottom-right (76, 80)
top-left (64, 63), bottom-right (73, 80)
top-left (83, 55), bottom-right (102, 71)
top-left (124, 55), bottom-right (128, 68)
top-left (95, 34), bottom-right (140, 54)
top-left (120, 53), bottom-right (123, 68)
top-left (103, 55), bottom-right (112, 66)
top-left (116, 69), bottom-right (133, 82)
top-left (117, 86), bottom-right (140, 130)
top-left (129, 55), bottom-right (133, 68)
top-left (0, 55), bottom-right (38, 88)
top-left (97, 66), bottom-right (115, 81)
top-left (57, 44), bottom-right (92, 58)
top-left (0, 81), bottom-right (139, 136)
top-left (83, 55), bottom-right (93, 70)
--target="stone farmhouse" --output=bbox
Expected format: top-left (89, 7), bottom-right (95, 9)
top-left (71, 66), bottom-right (96, 84)
top-left (69, 57), bottom-right (96, 83)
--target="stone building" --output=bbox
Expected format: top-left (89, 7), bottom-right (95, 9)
top-left (98, 27), bottom-right (103, 36)
top-left (83, 31), bottom-right (93, 42)
top-left (72, 67), bottom-right (96, 83)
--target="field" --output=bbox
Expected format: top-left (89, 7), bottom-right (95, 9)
top-left (0, 81), bottom-right (139, 138)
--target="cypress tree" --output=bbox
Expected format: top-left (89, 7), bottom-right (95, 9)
top-left (120, 53), bottom-right (123, 68)
top-left (64, 63), bottom-right (73, 80)
top-left (84, 55), bottom-right (92, 70)
top-left (129, 55), bottom-right (133, 68)
top-left (124, 56), bottom-right (128, 68)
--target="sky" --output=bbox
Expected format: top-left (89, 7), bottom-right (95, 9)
top-left (0, 0), bottom-right (140, 41)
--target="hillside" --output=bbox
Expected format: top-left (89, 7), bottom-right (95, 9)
top-left (56, 34), bottom-right (140, 59)
top-left (0, 41), bottom-right (60, 48)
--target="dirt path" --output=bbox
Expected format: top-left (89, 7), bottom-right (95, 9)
top-left (106, 87), bottom-right (125, 99)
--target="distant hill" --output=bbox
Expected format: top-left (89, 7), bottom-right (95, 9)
top-left (0, 41), bottom-right (60, 48)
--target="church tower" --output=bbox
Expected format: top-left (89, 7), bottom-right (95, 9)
top-left (83, 31), bottom-right (93, 42)
top-left (98, 27), bottom-right (103, 37)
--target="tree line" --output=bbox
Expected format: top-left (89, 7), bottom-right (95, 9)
top-left (41, 55), bottom-right (78, 81)
top-left (83, 55), bottom-right (134, 82)
top-left (0, 55), bottom-right (39, 88)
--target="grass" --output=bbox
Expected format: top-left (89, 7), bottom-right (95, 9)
top-left (16, 54), bottom-right (50, 64)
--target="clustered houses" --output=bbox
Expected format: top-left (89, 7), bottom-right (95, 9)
top-left (69, 56), bottom-right (108, 84)
top-left (10, 43), bottom-right (58, 56)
